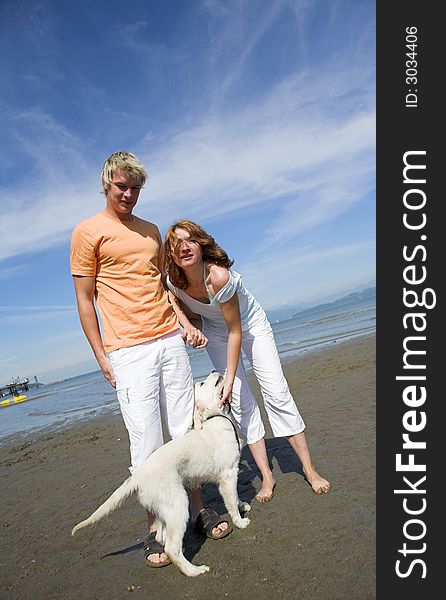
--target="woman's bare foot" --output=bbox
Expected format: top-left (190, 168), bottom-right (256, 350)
top-left (303, 468), bottom-right (331, 494)
top-left (255, 476), bottom-right (276, 503)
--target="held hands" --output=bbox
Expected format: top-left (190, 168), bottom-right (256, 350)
top-left (182, 325), bottom-right (208, 349)
top-left (98, 355), bottom-right (116, 388)
top-left (218, 380), bottom-right (233, 408)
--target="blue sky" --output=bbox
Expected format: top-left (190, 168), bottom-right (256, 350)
top-left (0, 0), bottom-right (375, 384)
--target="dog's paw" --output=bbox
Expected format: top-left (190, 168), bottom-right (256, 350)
top-left (240, 502), bottom-right (251, 513)
top-left (234, 517), bottom-right (250, 529)
top-left (186, 564), bottom-right (210, 577)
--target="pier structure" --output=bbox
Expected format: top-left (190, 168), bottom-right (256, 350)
top-left (0, 376), bottom-right (41, 398)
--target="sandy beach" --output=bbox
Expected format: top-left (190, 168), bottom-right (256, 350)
top-left (0, 334), bottom-right (375, 600)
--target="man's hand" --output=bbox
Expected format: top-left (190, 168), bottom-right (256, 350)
top-left (97, 354), bottom-right (116, 388)
top-left (182, 325), bottom-right (208, 349)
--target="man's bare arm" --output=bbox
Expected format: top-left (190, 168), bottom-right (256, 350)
top-left (168, 291), bottom-right (207, 348)
top-left (72, 275), bottom-right (116, 387)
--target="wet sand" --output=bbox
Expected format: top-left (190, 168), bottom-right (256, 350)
top-left (0, 335), bottom-right (375, 599)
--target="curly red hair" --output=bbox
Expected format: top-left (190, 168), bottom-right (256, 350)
top-left (164, 220), bottom-right (233, 289)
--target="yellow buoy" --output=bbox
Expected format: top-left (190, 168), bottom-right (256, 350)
top-left (0, 395), bottom-right (27, 406)
top-left (13, 395), bottom-right (27, 403)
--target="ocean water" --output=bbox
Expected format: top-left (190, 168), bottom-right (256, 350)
top-left (0, 291), bottom-right (375, 446)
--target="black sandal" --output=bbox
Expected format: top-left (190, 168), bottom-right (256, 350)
top-left (194, 508), bottom-right (233, 540)
top-left (143, 531), bottom-right (172, 568)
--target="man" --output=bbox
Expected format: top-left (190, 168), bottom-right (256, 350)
top-left (70, 151), bottom-right (230, 568)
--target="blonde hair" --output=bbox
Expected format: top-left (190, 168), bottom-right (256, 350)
top-left (164, 220), bottom-right (234, 289)
top-left (101, 151), bottom-right (148, 188)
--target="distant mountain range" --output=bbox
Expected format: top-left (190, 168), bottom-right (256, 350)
top-left (291, 286), bottom-right (375, 319)
top-left (266, 286), bottom-right (376, 323)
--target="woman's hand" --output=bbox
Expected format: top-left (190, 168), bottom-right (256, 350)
top-left (219, 380), bottom-right (233, 407)
top-left (168, 290), bottom-right (207, 348)
top-left (182, 325), bottom-right (208, 349)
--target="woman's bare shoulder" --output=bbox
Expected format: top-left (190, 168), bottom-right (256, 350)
top-left (208, 264), bottom-right (230, 293)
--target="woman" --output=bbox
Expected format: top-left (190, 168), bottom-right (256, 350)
top-left (164, 220), bottom-right (330, 499)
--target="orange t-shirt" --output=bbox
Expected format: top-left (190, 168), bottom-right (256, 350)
top-left (70, 211), bottom-right (179, 352)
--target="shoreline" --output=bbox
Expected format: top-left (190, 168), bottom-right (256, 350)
top-left (1, 334), bottom-right (376, 599)
top-left (0, 330), bottom-right (375, 450)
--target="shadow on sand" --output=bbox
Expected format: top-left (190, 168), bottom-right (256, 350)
top-left (101, 436), bottom-right (304, 563)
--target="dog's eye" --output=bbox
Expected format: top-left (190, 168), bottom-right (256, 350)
top-left (200, 382), bottom-right (204, 386)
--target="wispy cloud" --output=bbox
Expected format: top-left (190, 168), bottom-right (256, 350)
top-left (0, 0), bottom-right (375, 302)
top-left (239, 239), bottom-right (375, 305)
top-left (40, 329), bottom-right (86, 347)
top-left (141, 60), bottom-right (375, 238)
top-left (0, 355), bottom-right (19, 367)
top-left (0, 58), bottom-right (374, 263)
top-left (0, 263), bottom-right (28, 281)
top-left (214, 1), bottom-right (286, 99)
top-left (0, 0), bottom-right (375, 383)
top-left (0, 305), bottom-right (77, 325)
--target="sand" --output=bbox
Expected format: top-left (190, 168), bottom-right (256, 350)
top-left (0, 335), bottom-right (376, 600)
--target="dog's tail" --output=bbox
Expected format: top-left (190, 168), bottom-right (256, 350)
top-left (71, 475), bottom-right (138, 536)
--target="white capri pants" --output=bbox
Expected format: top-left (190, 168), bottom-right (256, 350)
top-left (204, 317), bottom-right (305, 445)
top-left (108, 330), bottom-right (194, 474)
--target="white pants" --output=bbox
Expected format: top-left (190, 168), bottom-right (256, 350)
top-left (108, 330), bottom-right (194, 474)
top-left (204, 317), bottom-right (305, 445)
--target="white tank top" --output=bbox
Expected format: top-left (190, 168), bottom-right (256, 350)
top-left (166, 265), bottom-right (267, 334)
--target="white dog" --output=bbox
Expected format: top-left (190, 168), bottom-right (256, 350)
top-left (71, 371), bottom-right (251, 577)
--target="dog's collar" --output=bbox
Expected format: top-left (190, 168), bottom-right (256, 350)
top-left (205, 414), bottom-right (241, 451)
